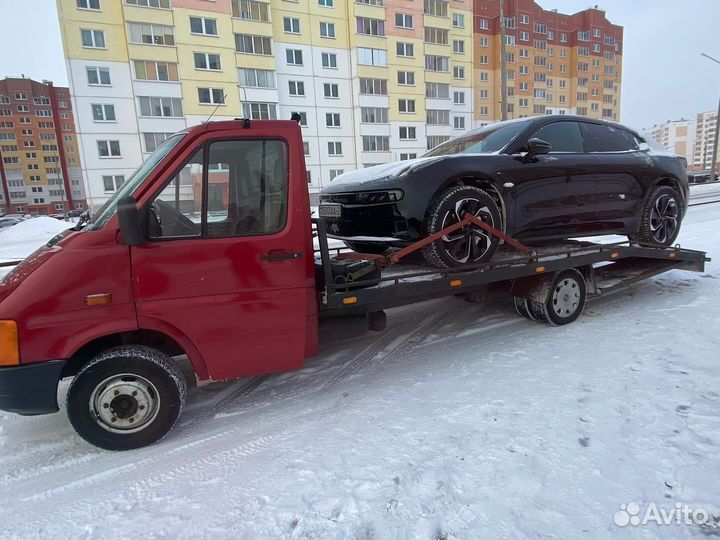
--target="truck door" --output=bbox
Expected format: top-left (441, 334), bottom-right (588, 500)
top-left (130, 133), bottom-right (313, 381)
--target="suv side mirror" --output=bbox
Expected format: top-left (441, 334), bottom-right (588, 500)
top-left (117, 196), bottom-right (145, 246)
top-left (527, 138), bottom-right (553, 156)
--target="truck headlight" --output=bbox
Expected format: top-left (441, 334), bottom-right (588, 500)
top-left (0, 320), bottom-right (19, 367)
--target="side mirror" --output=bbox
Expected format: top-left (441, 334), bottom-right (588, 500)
top-left (117, 196), bottom-right (145, 246)
top-left (527, 138), bottom-right (553, 156)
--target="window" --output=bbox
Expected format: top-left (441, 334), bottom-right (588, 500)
top-left (21, 129), bottom-right (33, 136)
top-left (357, 17), bottom-right (384, 36)
top-left (534, 21), bottom-right (547, 34)
top-left (323, 83), bottom-right (339, 98)
top-left (325, 113), bottom-right (340, 127)
top-left (81, 29), bottom-right (105, 48)
top-left (453, 65), bottom-right (465, 79)
top-left (194, 52), bottom-right (221, 70)
top-left (424, 27), bottom-right (448, 44)
top-left (579, 30), bottom-right (590, 41)
top-left (396, 42), bottom-right (414, 57)
top-left (77, 0), bottom-right (100, 9)
top-left (242, 102), bottom-right (277, 119)
top-left (453, 91), bottom-right (465, 105)
top-left (424, 0), bottom-right (448, 17)
top-left (86, 66), bottom-right (111, 86)
top-left (362, 136), bottom-right (390, 152)
top-left (33, 97), bottom-right (50, 105)
top-left (531, 121), bottom-right (583, 153)
top-left (398, 71), bottom-right (415, 86)
top-left (321, 52), bottom-right (337, 68)
top-left (427, 109), bottom-right (450, 125)
top-left (97, 140), bottom-right (121, 157)
top-left (283, 17), bottom-right (300, 33)
top-left (504, 16), bottom-right (516, 29)
top-left (360, 107), bottom-right (388, 124)
top-left (358, 48), bottom-right (387, 67)
top-left (134, 60), bottom-right (178, 81)
top-left (395, 13), bottom-right (413, 28)
top-left (17, 105), bottom-right (29, 113)
top-left (291, 111), bottom-right (307, 126)
top-left (425, 55), bottom-right (449, 72)
top-left (288, 80), bottom-right (305, 96)
top-left (453, 40), bottom-right (465, 54)
top-left (190, 17), bottom-right (217, 36)
top-left (138, 96), bottom-right (184, 117)
top-left (319, 0), bottom-right (333, 5)
top-left (398, 99), bottom-right (415, 113)
top-left (327, 141), bottom-right (342, 155)
top-left (399, 126), bottom-right (416, 140)
top-left (126, 0), bottom-right (171, 7)
top-left (400, 153), bottom-right (417, 161)
top-left (92, 104), bottom-right (116, 121)
top-left (128, 22), bottom-right (174, 45)
top-left (329, 169), bottom-right (343, 181)
top-left (426, 82), bottom-right (449, 99)
top-left (303, 142), bottom-right (310, 155)
top-left (198, 88), bottom-right (224, 105)
top-left (479, 19), bottom-right (488, 30)
top-left (479, 72), bottom-right (489, 81)
top-left (285, 48), bottom-right (303, 65)
top-left (235, 34), bottom-right (272, 55)
top-left (142, 132), bottom-right (172, 152)
top-left (238, 68), bottom-right (276, 88)
top-left (520, 14), bottom-right (529, 24)
top-left (452, 13), bottom-right (464, 28)
top-left (320, 22), bottom-right (335, 38)
top-left (23, 139), bottom-right (35, 146)
top-left (427, 135), bottom-right (449, 150)
top-left (0, 96), bottom-right (8, 103)
top-left (359, 78), bottom-right (387, 95)
top-left (102, 175), bottom-right (125, 192)
top-left (581, 123), bottom-right (638, 152)
top-left (231, 0), bottom-right (270, 21)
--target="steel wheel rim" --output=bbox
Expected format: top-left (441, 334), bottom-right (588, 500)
top-left (552, 277), bottom-right (581, 318)
top-left (90, 373), bottom-right (161, 434)
top-left (440, 197), bottom-right (495, 264)
top-left (649, 194), bottom-right (679, 244)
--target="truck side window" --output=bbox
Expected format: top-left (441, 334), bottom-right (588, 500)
top-left (205, 139), bottom-right (288, 237)
top-left (148, 149), bottom-right (204, 239)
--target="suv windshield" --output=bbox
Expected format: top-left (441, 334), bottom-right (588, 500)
top-left (87, 133), bottom-right (186, 230)
top-left (424, 119), bottom-right (532, 157)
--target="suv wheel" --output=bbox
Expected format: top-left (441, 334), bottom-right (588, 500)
top-left (636, 185), bottom-right (682, 246)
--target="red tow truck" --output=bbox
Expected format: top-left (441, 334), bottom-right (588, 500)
top-left (0, 120), bottom-right (708, 450)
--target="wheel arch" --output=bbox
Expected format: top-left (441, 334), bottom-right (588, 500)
top-left (60, 328), bottom-right (205, 381)
top-left (652, 176), bottom-right (685, 200)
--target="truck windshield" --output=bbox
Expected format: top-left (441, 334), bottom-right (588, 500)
top-left (424, 119), bottom-right (532, 156)
top-left (87, 133), bottom-right (186, 230)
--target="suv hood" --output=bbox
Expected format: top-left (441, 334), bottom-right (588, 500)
top-left (321, 156), bottom-right (446, 193)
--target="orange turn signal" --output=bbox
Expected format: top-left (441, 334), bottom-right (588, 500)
top-left (0, 320), bottom-right (19, 367)
top-left (450, 279), bottom-right (462, 287)
top-left (85, 293), bottom-right (112, 306)
top-left (610, 252), bottom-right (620, 259)
top-left (535, 266), bottom-right (546, 273)
top-left (342, 296), bottom-right (357, 305)
top-left (669, 252), bottom-right (677, 259)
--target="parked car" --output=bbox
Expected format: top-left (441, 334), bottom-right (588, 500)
top-left (0, 217), bottom-right (24, 229)
top-left (65, 209), bottom-right (86, 219)
top-left (320, 116), bottom-right (689, 267)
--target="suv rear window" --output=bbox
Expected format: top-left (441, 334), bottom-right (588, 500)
top-left (581, 122), bottom-right (639, 152)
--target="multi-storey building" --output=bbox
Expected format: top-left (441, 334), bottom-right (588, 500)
top-left (56, 0), bottom-right (620, 208)
top-left (693, 109), bottom-right (718, 171)
top-left (649, 118), bottom-right (695, 164)
top-left (0, 77), bottom-right (86, 215)
top-left (473, 0), bottom-right (622, 123)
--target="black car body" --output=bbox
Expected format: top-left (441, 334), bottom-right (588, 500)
top-left (320, 116), bottom-right (688, 267)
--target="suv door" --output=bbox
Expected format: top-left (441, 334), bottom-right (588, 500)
top-left (130, 133), bottom-right (313, 381)
top-left (580, 122), bottom-right (646, 234)
top-left (506, 120), bottom-right (598, 239)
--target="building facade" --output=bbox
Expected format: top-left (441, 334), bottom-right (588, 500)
top-left (693, 109), bottom-right (719, 171)
top-left (56, 0), bottom-right (622, 208)
top-left (0, 77), bottom-right (86, 215)
top-left (649, 118), bottom-right (695, 164)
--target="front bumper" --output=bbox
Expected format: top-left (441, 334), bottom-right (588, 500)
top-left (0, 360), bottom-right (66, 415)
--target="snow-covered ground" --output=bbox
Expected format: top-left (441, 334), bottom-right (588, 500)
top-left (0, 189), bottom-right (719, 539)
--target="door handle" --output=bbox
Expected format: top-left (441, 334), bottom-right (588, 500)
top-left (262, 250), bottom-right (303, 262)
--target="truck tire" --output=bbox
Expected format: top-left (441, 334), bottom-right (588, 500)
top-left (636, 185), bottom-right (682, 246)
top-left (422, 185), bottom-right (502, 268)
top-left (534, 269), bottom-right (587, 326)
top-left (66, 346), bottom-right (187, 451)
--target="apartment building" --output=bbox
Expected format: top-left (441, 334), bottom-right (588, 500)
top-left (0, 77), bottom-right (86, 215)
top-left (56, 0), bottom-right (621, 208)
top-left (473, 0), bottom-right (622, 122)
top-left (693, 109), bottom-right (718, 171)
top-left (649, 118), bottom-right (695, 164)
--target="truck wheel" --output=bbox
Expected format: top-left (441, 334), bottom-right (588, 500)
top-left (66, 346), bottom-right (187, 451)
top-left (636, 185), bottom-right (682, 246)
top-left (422, 185), bottom-right (502, 268)
top-left (538, 269), bottom-right (587, 326)
top-left (513, 296), bottom-right (536, 320)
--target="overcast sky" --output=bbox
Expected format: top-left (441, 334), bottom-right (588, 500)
top-left (1, 0), bottom-right (718, 130)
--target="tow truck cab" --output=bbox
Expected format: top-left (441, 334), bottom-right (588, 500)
top-left (0, 120), bottom-right (319, 432)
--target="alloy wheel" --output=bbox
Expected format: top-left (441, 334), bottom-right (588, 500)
top-left (440, 197), bottom-right (496, 264)
top-left (649, 194), bottom-right (679, 244)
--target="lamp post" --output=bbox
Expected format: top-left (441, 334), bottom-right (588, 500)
top-left (701, 53), bottom-right (720, 181)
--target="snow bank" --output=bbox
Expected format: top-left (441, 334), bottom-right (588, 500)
top-left (0, 216), bottom-right (73, 265)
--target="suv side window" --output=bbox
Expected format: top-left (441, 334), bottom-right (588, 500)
top-left (530, 121), bottom-right (584, 153)
top-left (581, 122), bottom-right (639, 152)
